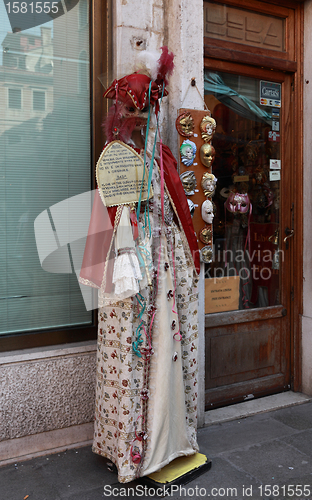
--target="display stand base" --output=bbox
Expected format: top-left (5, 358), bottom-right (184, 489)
top-left (141, 453), bottom-right (211, 489)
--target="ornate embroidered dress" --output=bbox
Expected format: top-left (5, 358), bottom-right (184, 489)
top-left (80, 141), bottom-right (200, 483)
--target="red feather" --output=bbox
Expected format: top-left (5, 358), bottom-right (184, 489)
top-left (156, 46), bottom-right (174, 87)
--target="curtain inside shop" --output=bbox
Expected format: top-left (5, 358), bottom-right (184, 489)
top-left (204, 72), bottom-right (271, 123)
top-left (0, 0), bottom-right (92, 335)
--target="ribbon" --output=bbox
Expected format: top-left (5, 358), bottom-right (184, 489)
top-left (132, 293), bottom-right (146, 357)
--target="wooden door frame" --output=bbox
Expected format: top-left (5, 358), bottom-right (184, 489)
top-left (290, 3), bottom-right (304, 393)
top-left (203, 0), bottom-right (304, 396)
top-left (91, 0), bottom-right (113, 181)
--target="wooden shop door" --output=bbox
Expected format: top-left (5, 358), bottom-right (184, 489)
top-left (203, 65), bottom-right (297, 409)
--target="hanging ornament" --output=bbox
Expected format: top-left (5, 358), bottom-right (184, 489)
top-left (201, 172), bottom-right (217, 198)
top-left (225, 192), bottom-right (251, 214)
top-left (176, 111), bottom-right (195, 137)
top-left (200, 115), bottom-right (216, 143)
top-left (199, 226), bottom-right (212, 245)
top-left (200, 143), bottom-right (216, 169)
top-left (180, 171), bottom-right (197, 196)
top-left (220, 187), bottom-right (231, 199)
top-left (200, 245), bottom-right (213, 263)
top-left (269, 229), bottom-right (280, 270)
top-left (177, 105), bottom-right (217, 262)
top-left (201, 199), bottom-right (214, 224)
top-left (180, 139), bottom-right (197, 167)
top-left (187, 198), bottom-right (196, 217)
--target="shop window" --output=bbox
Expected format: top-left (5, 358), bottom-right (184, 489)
top-left (78, 51), bottom-right (88, 94)
top-left (33, 90), bottom-right (46, 111)
top-left (79, 0), bottom-right (88, 28)
top-left (204, 70), bottom-right (281, 310)
top-left (8, 88), bottom-right (22, 109)
top-left (0, 0), bottom-right (98, 350)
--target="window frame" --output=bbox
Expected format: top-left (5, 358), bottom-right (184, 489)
top-left (0, 0), bottom-right (112, 353)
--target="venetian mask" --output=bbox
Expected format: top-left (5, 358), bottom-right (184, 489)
top-left (199, 226), bottom-right (212, 244)
top-left (201, 199), bottom-right (214, 224)
top-left (220, 187), bottom-right (231, 199)
top-left (225, 192), bottom-right (250, 214)
top-left (201, 173), bottom-right (217, 198)
top-left (200, 116), bottom-right (216, 143)
top-left (200, 245), bottom-right (213, 263)
top-left (176, 112), bottom-right (194, 137)
top-left (180, 171), bottom-right (197, 196)
top-left (187, 198), bottom-right (196, 217)
top-left (200, 144), bottom-right (216, 168)
top-left (180, 139), bottom-right (197, 167)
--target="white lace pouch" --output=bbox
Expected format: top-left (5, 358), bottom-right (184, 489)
top-left (112, 206), bottom-right (142, 298)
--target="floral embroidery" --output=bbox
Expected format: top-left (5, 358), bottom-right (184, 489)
top-left (92, 160), bottom-right (199, 484)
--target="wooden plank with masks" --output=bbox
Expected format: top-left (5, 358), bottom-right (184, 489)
top-left (177, 108), bottom-right (216, 259)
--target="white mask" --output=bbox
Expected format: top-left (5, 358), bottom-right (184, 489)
top-left (201, 199), bottom-right (214, 224)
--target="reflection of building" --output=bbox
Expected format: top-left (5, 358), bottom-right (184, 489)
top-left (0, 27), bottom-right (53, 141)
top-left (0, 1), bottom-right (95, 468)
top-left (53, 0), bottom-right (89, 96)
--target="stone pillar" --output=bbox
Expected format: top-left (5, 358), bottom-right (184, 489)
top-left (112, 0), bottom-right (206, 426)
top-left (164, 0), bottom-right (204, 157)
top-left (113, 0), bottom-right (164, 78)
top-left (302, 0), bottom-right (312, 396)
top-left (165, 0), bottom-right (206, 427)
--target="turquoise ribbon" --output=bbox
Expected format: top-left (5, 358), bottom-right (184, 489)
top-left (136, 82), bottom-right (165, 237)
top-left (132, 293), bottom-right (146, 358)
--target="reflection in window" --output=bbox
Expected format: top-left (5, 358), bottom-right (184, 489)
top-left (7, 133), bottom-right (22, 145)
top-left (33, 90), bottom-right (46, 111)
top-left (0, 1), bottom-right (92, 336)
top-left (79, 0), bottom-right (88, 28)
top-left (8, 88), bottom-right (22, 109)
top-left (78, 50), bottom-right (88, 94)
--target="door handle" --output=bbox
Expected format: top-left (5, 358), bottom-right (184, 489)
top-left (284, 227), bottom-right (294, 249)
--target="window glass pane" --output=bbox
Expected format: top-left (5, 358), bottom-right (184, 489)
top-left (79, 0), bottom-right (88, 28)
top-left (8, 88), bottom-right (21, 108)
top-left (0, 1), bottom-right (92, 335)
top-left (205, 70), bottom-right (281, 309)
top-left (33, 90), bottom-right (45, 110)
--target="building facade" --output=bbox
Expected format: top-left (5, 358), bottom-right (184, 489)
top-left (0, 0), bottom-right (311, 465)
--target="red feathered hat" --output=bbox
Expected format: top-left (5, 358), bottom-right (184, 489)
top-left (103, 47), bottom-right (174, 110)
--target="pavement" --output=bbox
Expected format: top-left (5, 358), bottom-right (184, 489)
top-left (1, 398), bottom-right (312, 500)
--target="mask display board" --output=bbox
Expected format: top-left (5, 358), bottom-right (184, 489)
top-left (177, 108), bottom-right (216, 264)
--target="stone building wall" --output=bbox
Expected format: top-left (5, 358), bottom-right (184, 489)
top-left (302, 0), bottom-right (312, 396)
top-left (0, 343), bottom-right (96, 464)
